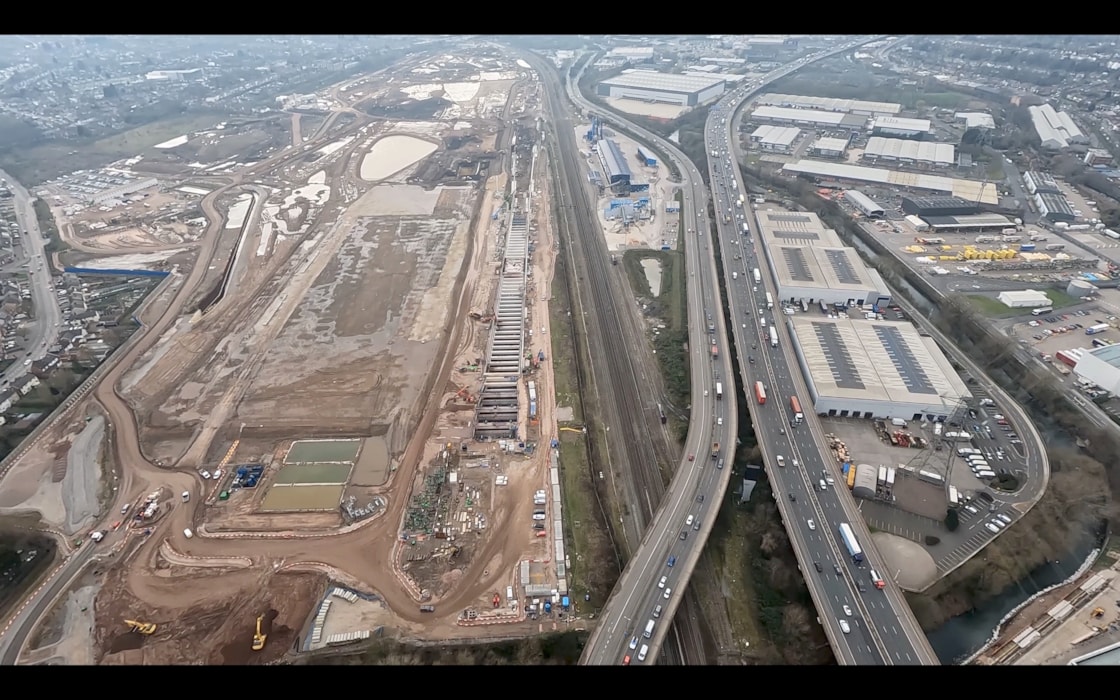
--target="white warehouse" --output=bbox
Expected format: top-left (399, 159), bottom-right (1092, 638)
top-left (787, 316), bottom-right (971, 421)
top-left (750, 124), bottom-right (801, 152)
top-left (1029, 103), bottom-right (1088, 150)
top-left (997, 289), bottom-right (1051, 308)
top-left (1074, 344), bottom-right (1120, 396)
top-left (809, 137), bottom-right (849, 158)
top-left (768, 245), bottom-right (891, 308)
top-left (596, 70), bottom-right (726, 106)
top-left (861, 136), bottom-right (955, 166)
top-left (844, 190), bottom-right (885, 218)
top-left (870, 116), bottom-right (932, 138)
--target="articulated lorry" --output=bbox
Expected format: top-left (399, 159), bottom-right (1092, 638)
top-left (838, 522), bottom-right (864, 563)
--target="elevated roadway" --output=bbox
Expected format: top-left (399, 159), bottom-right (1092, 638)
top-left (709, 41), bottom-right (940, 664)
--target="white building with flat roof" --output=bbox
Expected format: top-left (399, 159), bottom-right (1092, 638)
top-left (870, 116), bottom-right (932, 138)
top-left (749, 124), bottom-right (801, 152)
top-left (1074, 344), bottom-right (1120, 395)
top-left (997, 289), bottom-right (1050, 308)
top-left (809, 137), bottom-right (849, 158)
top-left (787, 316), bottom-right (971, 420)
top-left (862, 137), bottom-right (955, 166)
top-left (758, 93), bottom-right (901, 116)
top-left (781, 160), bottom-right (1000, 205)
top-left (1029, 103), bottom-right (1087, 150)
top-left (750, 105), bottom-right (869, 130)
top-left (597, 70), bottom-right (726, 106)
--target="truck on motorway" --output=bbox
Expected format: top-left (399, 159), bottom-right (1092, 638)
top-left (715, 382), bottom-right (723, 400)
top-left (711, 344), bottom-right (718, 358)
top-left (789, 396), bottom-right (803, 423)
top-left (838, 522), bottom-right (864, 563)
top-left (765, 292), bottom-right (774, 309)
top-left (753, 268), bottom-right (762, 285)
top-left (741, 223), bottom-right (749, 236)
top-left (755, 381), bottom-right (767, 405)
top-left (1087, 323), bottom-right (1110, 335)
top-left (711, 443), bottom-right (720, 459)
top-left (769, 327), bottom-right (778, 348)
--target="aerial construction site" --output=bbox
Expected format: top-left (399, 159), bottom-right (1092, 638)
top-left (0, 48), bottom-right (584, 664)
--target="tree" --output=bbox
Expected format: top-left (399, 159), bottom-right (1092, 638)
top-left (945, 508), bottom-right (960, 532)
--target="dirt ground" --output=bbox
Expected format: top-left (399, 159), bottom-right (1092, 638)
top-left (95, 565), bottom-right (324, 665)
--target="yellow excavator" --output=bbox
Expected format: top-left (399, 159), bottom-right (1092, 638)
top-left (124, 619), bottom-right (157, 635)
top-left (251, 615), bottom-right (267, 651)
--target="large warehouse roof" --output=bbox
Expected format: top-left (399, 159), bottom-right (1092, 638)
top-left (782, 159), bottom-right (999, 205)
top-left (922, 213), bottom-right (1015, 229)
top-left (811, 137), bottom-right (850, 153)
top-left (844, 189), bottom-right (884, 215)
top-left (871, 116), bottom-right (932, 134)
top-left (1037, 192), bottom-right (1075, 217)
top-left (751, 124), bottom-right (801, 147)
top-left (599, 138), bottom-right (631, 180)
top-left (902, 196), bottom-right (978, 214)
top-left (862, 136), bottom-right (955, 165)
top-left (772, 246), bottom-right (876, 291)
top-left (1025, 171), bottom-right (1061, 194)
top-left (758, 93), bottom-right (902, 116)
top-left (754, 209), bottom-right (844, 247)
top-left (750, 105), bottom-right (868, 128)
top-left (1029, 103), bottom-right (1085, 149)
top-left (599, 69), bottom-right (726, 95)
top-left (956, 112), bottom-right (996, 129)
top-left (789, 316), bottom-right (970, 406)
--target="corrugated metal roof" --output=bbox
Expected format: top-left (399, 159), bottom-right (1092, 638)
top-left (781, 160), bottom-right (999, 205)
top-left (863, 136), bottom-right (955, 165)
top-left (759, 93), bottom-right (901, 115)
top-left (845, 189), bottom-right (884, 214)
top-left (751, 124), bottom-right (801, 146)
top-left (751, 105), bottom-right (849, 126)
top-left (600, 69), bottom-right (725, 94)
top-left (811, 137), bottom-right (850, 152)
top-left (871, 116), bottom-right (932, 134)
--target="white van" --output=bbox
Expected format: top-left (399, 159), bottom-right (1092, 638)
top-left (643, 619), bottom-right (656, 638)
top-left (977, 470), bottom-right (996, 478)
top-left (183, 528), bottom-right (193, 539)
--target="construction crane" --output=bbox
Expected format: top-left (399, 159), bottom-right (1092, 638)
top-left (124, 619), bottom-right (157, 635)
top-left (251, 615), bottom-right (267, 651)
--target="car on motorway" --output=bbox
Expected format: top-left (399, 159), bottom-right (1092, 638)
top-left (679, 531), bottom-right (688, 540)
top-left (814, 561), bottom-right (823, 572)
top-left (638, 644), bottom-right (649, 662)
top-left (685, 514), bottom-right (694, 527)
top-left (623, 654), bottom-right (631, 666)
top-left (688, 454), bottom-right (694, 461)
top-left (629, 636), bottom-right (639, 650)
top-left (807, 519), bottom-right (816, 531)
top-left (834, 563), bottom-right (842, 575)
top-left (717, 417), bottom-right (723, 426)
top-left (663, 587), bottom-right (672, 599)
top-left (667, 555), bottom-right (676, 567)
top-left (842, 605), bottom-right (852, 616)
top-left (839, 619), bottom-right (851, 634)
top-left (693, 518), bottom-right (701, 531)
top-left (792, 458), bottom-right (799, 468)
top-left (775, 455), bottom-right (785, 467)
top-left (658, 575), bottom-right (667, 589)
top-left (696, 494), bottom-right (704, 503)
top-left (653, 604), bottom-right (662, 618)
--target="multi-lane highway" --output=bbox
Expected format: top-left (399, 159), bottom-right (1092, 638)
top-left (707, 44), bottom-right (940, 664)
top-left (0, 172), bottom-right (62, 386)
top-left (565, 67), bottom-right (737, 664)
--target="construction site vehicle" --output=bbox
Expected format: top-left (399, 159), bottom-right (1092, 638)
top-left (1092, 607), bottom-right (1105, 618)
top-left (182, 491), bottom-right (190, 502)
top-left (493, 593), bottom-right (501, 608)
top-left (454, 387), bottom-right (476, 404)
top-left (251, 615), bottom-right (267, 651)
top-left (125, 619), bottom-right (157, 635)
top-left (611, 254), bottom-right (618, 265)
top-left (711, 443), bottom-right (720, 459)
top-left (183, 528), bottom-right (193, 539)
top-left (419, 605), bottom-right (435, 613)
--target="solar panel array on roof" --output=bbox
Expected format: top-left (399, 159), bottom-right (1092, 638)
top-left (824, 249), bottom-right (861, 285)
top-left (769, 213), bottom-right (812, 222)
top-left (812, 322), bottom-right (865, 390)
top-left (781, 247), bottom-right (814, 282)
top-left (873, 325), bottom-right (936, 395)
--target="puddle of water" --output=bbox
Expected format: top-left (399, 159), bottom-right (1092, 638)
top-left (360, 135), bottom-right (438, 181)
top-left (640, 258), bottom-right (663, 297)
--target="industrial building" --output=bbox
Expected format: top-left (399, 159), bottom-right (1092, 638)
top-left (767, 244), bottom-right (891, 308)
top-left (754, 209), bottom-right (844, 248)
top-left (749, 124), bottom-right (801, 152)
top-left (636, 145), bottom-right (657, 167)
top-left (870, 116), bottom-right (932, 138)
top-left (1074, 344), bottom-right (1120, 395)
top-left (782, 160), bottom-right (999, 205)
top-left (1035, 192), bottom-right (1076, 223)
top-left (843, 190), bottom-right (885, 218)
top-left (1029, 103), bottom-right (1087, 150)
top-left (809, 137), bottom-right (849, 158)
top-left (861, 137), bottom-right (955, 167)
top-left (749, 105), bottom-right (868, 130)
top-left (596, 70), bottom-right (726, 107)
top-left (901, 196), bottom-right (980, 218)
top-left (1084, 148), bottom-right (1113, 167)
top-left (596, 138), bottom-right (632, 192)
top-left (852, 464), bottom-right (878, 500)
top-left (919, 213), bottom-right (1016, 232)
top-left (955, 112), bottom-right (996, 130)
top-left (997, 289), bottom-right (1051, 308)
top-left (787, 316), bottom-right (971, 420)
top-left (904, 214), bottom-right (929, 231)
top-left (1024, 171), bottom-right (1062, 195)
top-left (1067, 278), bottom-right (1098, 298)
top-left (756, 93), bottom-right (901, 117)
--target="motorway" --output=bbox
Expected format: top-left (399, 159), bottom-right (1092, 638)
top-left (560, 64), bottom-right (736, 664)
top-left (0, 171), bottom-right (63, 386)
top-left (708, 45), bottom-right (940, 664)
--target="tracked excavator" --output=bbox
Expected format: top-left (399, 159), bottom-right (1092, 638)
top-left (125, 620), bottom-right (157, 635)
top-left (251, 615), bottom-right (267, 651)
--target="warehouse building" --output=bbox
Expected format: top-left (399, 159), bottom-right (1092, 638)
top-left (1085, 148), bottom-right (1113, 167)
top-left (1029, 103), bottom-right (1087, 150)
top-left (955, 112), bottom-right (996, 130)
top-left (596, 138), bottom-right (632, 192)
top-left (870, 116), bottom-right (932, 139)
top-left (767, 244), bottom-right (891, 308)
top-left (749, 105), bottom-right (869, 130)
top-left (749, 124), bottom-right (801, 152)
top-left (754, 209), bottom-right (844, 248)
top-left (844, 190), bottom-right (885, 218)
top-left (997, 289), bottom-right (1050, 308)
top-left (861, 137), bottom-right (955, 167)
top-left (1035, 192), bottom-right (1076, 223)
top-left (1073, 344), bottom-right (1120, 395)
top-left (1024, 171), bottom-right (1062, 195)
top-left (782, 160), bottom-right (999, 204)
top-left (596, 70), bottom-right (726, 107)
top-left (787, 316), bottom-right (971, 420)
top-left (636, 145), bottom-right (657, 167)
top-left (757, 93), bottom-right (902, 117)
top-left (901, 196), bottom-right (979, 218)
top-left (920, 213), bottom-right (1016, 232)
top-left (853, 464), bottom-right (879, 500)
top-left (809, 137), bottom-right (849, 158)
